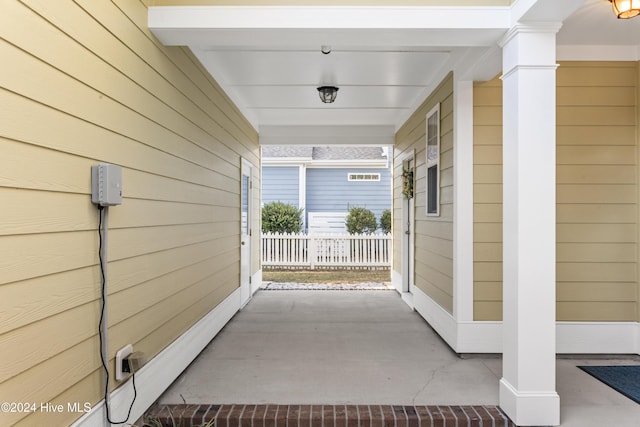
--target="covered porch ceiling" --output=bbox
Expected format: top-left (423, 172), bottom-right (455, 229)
top-left (149, 0), bottom-right (640, 140)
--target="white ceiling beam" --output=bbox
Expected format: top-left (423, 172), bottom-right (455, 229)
top-left (149, 6), bottom-right (510, 30)
top-left (259, 125), bottom-right (395, 146)
top-left (149, 6), bottom-right (511, 48)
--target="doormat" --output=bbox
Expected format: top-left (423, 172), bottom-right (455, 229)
top-left (261, 282), bottom-right (394, 291)
top-left (578, 365), bottom-right (640, 404)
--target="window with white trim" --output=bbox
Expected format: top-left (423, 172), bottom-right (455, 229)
top-left (348, 173), bottom-right (380, 182)
top-left (426, 104), bottom-right (440, 216)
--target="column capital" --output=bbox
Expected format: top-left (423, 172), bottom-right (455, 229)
top-left (498, 22), bottom-right (563, 48)
top-left (500, 22), bottom-right (560, 77)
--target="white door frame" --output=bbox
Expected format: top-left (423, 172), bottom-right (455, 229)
top-left (240, 159), bottom-right (253, 307)
top-left (401, 151), bottom-right (415, 295)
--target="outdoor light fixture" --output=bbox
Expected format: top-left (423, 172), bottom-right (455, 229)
top-left (317, 86), bottom-right (339, 103)
top-left (609, 0), bottom-right (640, 18)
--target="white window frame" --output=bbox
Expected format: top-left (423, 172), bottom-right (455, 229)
top-left (347, 172), bottom-right (381, 182)
top-left (425, 103), bottom-right (440, 216)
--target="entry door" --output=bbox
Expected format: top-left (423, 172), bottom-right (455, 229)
top-left (402, 157), bottom-right (415, 294)
top-left (240, 159), bottom-right (253, 307)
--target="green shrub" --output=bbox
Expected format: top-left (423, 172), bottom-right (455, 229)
top-left (379, 209), bottom-right (391, 234)
top-left (262, 202), bottom-right (303, 233)
top-left (345, 207), bottom-right (377, 234)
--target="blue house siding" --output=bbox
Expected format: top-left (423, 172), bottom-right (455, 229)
top-left (305, 168), bottom-right (391, 221)
top-left (262, 166), bottom-right (299, 207)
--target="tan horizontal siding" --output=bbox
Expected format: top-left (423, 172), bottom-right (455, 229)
top-left (0, 338), bottom-right (101, 427)
top-left (0, 0), bottom-right (259, 425)
top-left (394, 73), bottom-right (454, 314)
top-left (472, 62), bottom-right (638, 322)
top-left (473, 302), bottom-right (502, 321)
top-left (472, 78), bottom-right (504, 320)
top-left (557, 184), bottom-right (636, 204)
top-left (0, 91), bottom-right (238, 190)
top-left (0, 235), bottom-right (234, 336)
top-left (557, 165), bottom-right (636, 184)
top-left (473, 204), bottom-right (502, 223)
top-left (557, 204), bottom-right (636, 224)
top-left (557, 126), bottom-right (636, 145)
top-left (557, 86), bottom-right (636, 106)
top-left (556, 302), bottom-right (638, 322)
top-left (557, 282), bottom-right (638, 302)
top-left (474, 243), bottom-right (502, 262)
top-left (557, 224), bottom-right (637, 243)
top-left (557, 106), bottom-right (636, 126)
top-left (557, 146), bottom-right (636, 165)
top-left (557, 243), bottom-right (637, 263)
top-left (473, 126), bottom-right (502, 146)
top-left (0, 188), bottom-right (238, 236)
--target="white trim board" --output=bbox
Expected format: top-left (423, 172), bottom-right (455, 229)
top-left (148, 6), bottom-right (510, 33)
top-left (392, 269), bottom-right (415, 309)
top-left (259, 125), bottom-right (395, 147)
top-left (391, 269), bottom-right (403, 293)
top-left (70, 288), bottom-right (241, 427)
top-left (557, 45), bottom-right (640, 61)
top-left (251, 270), bottom-right (262, 297)
top-left (408, 285), bottom-right (640, 355)
top-left (451, 78), bottom-right (474, 322)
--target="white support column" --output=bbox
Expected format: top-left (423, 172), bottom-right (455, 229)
top-left (453, 79), bottom-right (474, 322)
top-left (498, 23), bottom-right (561, 427)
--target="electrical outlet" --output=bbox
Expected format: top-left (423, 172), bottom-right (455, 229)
top-left (115, 344), bottom-right (133, 381)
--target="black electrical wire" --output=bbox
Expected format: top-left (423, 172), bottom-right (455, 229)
top-left (97, 205), bottom-right (137, 425)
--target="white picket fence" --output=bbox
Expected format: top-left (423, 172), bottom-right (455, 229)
top-left (262, 232), bottom-right (392, 269)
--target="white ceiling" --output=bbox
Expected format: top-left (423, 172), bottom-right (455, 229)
top-left (149, 0), bottom-right (640, 134)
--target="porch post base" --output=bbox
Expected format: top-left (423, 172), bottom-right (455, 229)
top-left (499, 378), bottom-right (560, 426)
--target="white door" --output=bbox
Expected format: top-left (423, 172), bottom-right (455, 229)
top-left (402, 157), bottom-right (415, 294)
top-left (240, 159), bottom-right (252, 307)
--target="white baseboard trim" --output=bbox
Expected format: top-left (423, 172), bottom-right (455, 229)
top-left (251, 270), bottom-right (262, 296)
top-left (408, 285), bottom-right (640, 355)
top-left (556, 321), bottom-right (640, 354)
top-left (400, 292), bottom-right (414, 309)
top-left (391, 269), bottom-right (402, 293)
top-left (499, 378), bottom-right (560, 426)
top-left (411, 284), bottom-right (460, 351)
top-left (457, 320), bottom-right (502, 353)
top-left (71, 288), bottom-right (241, 427)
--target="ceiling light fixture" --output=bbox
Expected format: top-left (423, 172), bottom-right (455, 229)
top-left (317, 86), bottom-right (339, 103)
top-left (609, 0), bottom-right (640, 18)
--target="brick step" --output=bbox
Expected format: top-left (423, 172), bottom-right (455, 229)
top-left (144, 404), bottom-right (517, 427)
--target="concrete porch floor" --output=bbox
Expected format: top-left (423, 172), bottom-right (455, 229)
top-left (158, 290), bottom-right (640, 426)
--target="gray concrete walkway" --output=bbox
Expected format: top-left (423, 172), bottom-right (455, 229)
top-left (159, 290), bottom-right (640, 426)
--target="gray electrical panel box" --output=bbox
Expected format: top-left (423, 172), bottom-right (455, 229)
top-left (92, 163), bottom-right (122, 206)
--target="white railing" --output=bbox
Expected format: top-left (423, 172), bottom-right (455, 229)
top-left (262, 232), bottom-right (392, 269)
